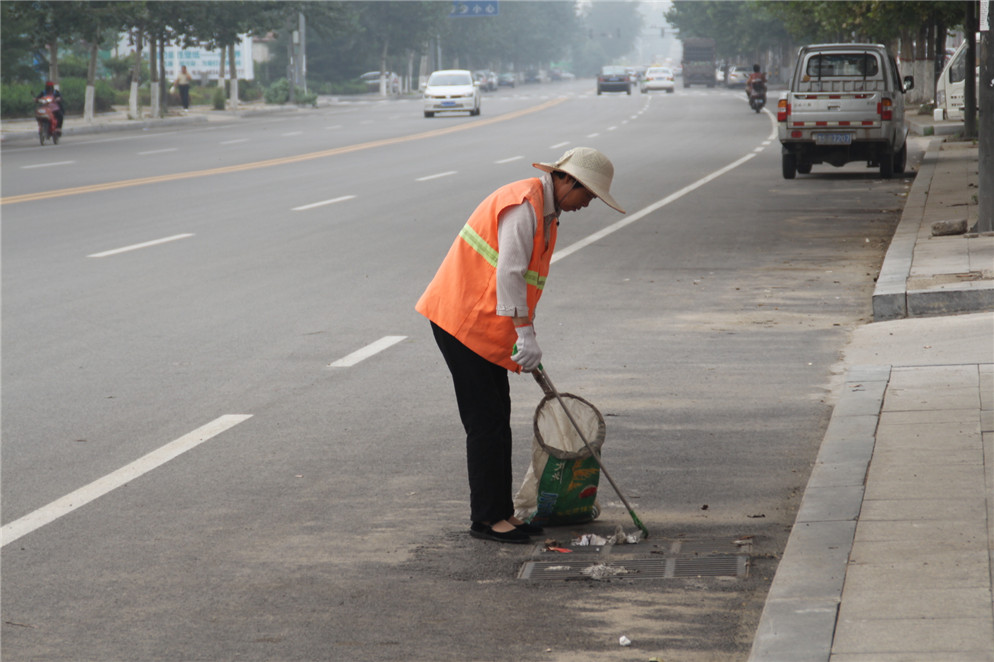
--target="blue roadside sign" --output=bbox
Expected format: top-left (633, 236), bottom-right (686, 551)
top-left (449, 1), bottom-right (498, 17)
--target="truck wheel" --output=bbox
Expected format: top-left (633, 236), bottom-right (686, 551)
top-left (782, 153), bottom-right (797, 179)
top-left (797, 162), bottom-right (812, 174)
top-left (893, 143), bottom-right (907, 174)
top-left (879, 148), bottom-right (894, 179)
top-left (424, 111), bottom-right (434, 118)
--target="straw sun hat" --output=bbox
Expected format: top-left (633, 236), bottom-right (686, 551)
top-left (533, 147), bottom-right (625, 214)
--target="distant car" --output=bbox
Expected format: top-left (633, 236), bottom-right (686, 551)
top-left (473, 70), bottom-right (497, 91)
top-left (641, 66), bottom-right (675, 93)
top-left (423, 69), bottom-right (481, 117)
top-left (597, 65), bottom-right (631, 95)
top-left (726, 66), bottom-right (749, 87)
top-left (524, 69), bottom-right (543, 84)
top-left (498, 72), bottom-right (516, 88)
top-left (359, 71), bottom-right (399, 94)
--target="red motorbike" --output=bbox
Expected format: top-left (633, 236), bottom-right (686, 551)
top-left (35, 94), bottom-right (61, 145)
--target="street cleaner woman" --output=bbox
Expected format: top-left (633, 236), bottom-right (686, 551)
top-left (416, 147), bottom-right (625, 543)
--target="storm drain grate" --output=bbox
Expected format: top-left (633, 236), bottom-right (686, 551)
top-left (519, 554), bottom-right (748, 581)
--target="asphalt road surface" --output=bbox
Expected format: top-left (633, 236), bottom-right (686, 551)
top-left (2, 78), bottom-right (915, 661)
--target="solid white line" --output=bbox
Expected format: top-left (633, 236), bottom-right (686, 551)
top-left (552, 151), bottom-right (759, 264)
top-left (550, 141), bottom-right (570, 149)
top-left (220, 138), bottom-right (249, 145)
top-left (88, 233), bottom-right (194, 258)
top-left (22, 160), bottom-right (75, 169)
top-left (495, 156), bottom-right (523, 164)
top-left (416, 171), bottom-right (457, 182)
top-left (292, 195), bottom-right (356, 211)
top-left (137, 148), bottom-right (178, 155)
top-left (329, 336), bottom-right (407, 367)
top-left (0, 415), bottom-right (252, 547)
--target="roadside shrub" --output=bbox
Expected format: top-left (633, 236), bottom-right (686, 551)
top-left (238, 79), bottom-right (264, 102)
top-left (264, 77), bottom-right (290, 103)
top-left (0, 83), bottom-right (36, 117)
top-left (57, 78), bottom-right (116, 114)
top-left (264, 77), bottom-right (317, 106)
top-left (0, 78), bottom-right (114, 117)
top-left (212, 86), bottom-right (226, 110)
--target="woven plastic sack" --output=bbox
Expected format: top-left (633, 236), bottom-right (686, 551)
top-left (514, 390), bottom-right (605, 526)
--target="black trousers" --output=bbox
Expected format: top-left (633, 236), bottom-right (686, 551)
top-left (431, 322), bottom-right (513, 524)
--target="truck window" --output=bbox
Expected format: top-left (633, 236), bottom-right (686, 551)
top-left (889, 55), bottom-right (902, 90)
top-left (806, 53), bottom-right (880, 77)
top-left (949, 48), bottom-right (966, 84)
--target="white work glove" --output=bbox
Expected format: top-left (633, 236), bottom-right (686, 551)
top-left (511, 324), bottom-right (542, 372)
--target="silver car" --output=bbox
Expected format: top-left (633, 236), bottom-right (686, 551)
top-left (423, 70), bottom-right (481, 118)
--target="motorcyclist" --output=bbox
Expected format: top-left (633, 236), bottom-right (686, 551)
top-left (745, 64), bottom-right (767, 101)
top-left (35, 81), bottom-right (64, 133)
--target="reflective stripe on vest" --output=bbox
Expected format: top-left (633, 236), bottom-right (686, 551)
top-left (458, 223), bottom-right (547, 290)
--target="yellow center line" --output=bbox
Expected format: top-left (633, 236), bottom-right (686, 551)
top-left (2, 98), bottom-right (566, 206)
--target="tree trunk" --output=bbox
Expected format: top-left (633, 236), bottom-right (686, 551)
top-left (150, 35), bottom-right (160, 119)
top-left (129, 29), bottom-right (143, 120)
top-left (909, 23), bottom-right (930, 106)
top-left (933, 17), bottom-right (946, 102)
top-left (974, 13), bottom-right (990, 231)
top-left (85, 41), bottom-right (98, 122)
top-left (964, 1), bottom-right (978, 139)
top-left (48, 38), bottom-right (59, 85)
top-left (229, 43), bottom-right (239, 110)
top-left (159, 40), bottom-right (167, 116)
top-left (379, 37), bottom-right (390, 96)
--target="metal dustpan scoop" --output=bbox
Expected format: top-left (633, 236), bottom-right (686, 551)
top-left (532, 368), bottom-right (649, 539)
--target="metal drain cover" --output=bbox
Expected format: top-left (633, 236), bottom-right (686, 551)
top-left (518, 538), bottom-right (750, 581)
top-left (519, 555), bottom-right (747, 580)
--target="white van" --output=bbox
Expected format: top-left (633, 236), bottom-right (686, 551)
top-left (935, 39), bottom-right (979, 121)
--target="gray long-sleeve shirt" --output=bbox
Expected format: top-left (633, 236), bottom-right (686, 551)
top-left (495, 173), bottom-right (558, 318)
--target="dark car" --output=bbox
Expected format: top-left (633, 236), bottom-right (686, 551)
top-left (597, 66), bottom-right (631, 95)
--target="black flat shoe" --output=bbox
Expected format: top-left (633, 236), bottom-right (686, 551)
top-left (469, 522), bottom-right (531, 544)
top-left (514, 521), bottom-right (544, 535)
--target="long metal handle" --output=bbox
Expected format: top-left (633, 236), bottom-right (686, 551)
top-left (531, 368), bottom-right (649, 539)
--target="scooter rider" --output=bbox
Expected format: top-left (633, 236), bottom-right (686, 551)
top-left (35, 81), bottom-right (64, 133)
top-left (745, 64), bottom-right (766, 100)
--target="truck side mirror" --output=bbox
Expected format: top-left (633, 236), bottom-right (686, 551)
top-left (903, 75), bottom-right (914, 92)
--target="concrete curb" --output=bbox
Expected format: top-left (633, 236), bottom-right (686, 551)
top-left (747, 365), bottom-right (890, 662)
top-left (0, 114), bottom-right (207, 145)
top-left (871, 139), bottom-right (942, 320)
top-left (0, 103), bottom-right (311, 145)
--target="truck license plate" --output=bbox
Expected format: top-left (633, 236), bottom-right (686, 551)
top-left (814, 133), bottom-right (853, 145)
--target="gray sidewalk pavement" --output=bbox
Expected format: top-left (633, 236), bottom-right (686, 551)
top-left (751, 119), bottom-right (994, 661)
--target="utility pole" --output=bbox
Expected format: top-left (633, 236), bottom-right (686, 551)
top-left (980, 0), bottom-right (993, 232)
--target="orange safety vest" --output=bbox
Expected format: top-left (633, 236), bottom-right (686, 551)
top-left (416, 177), bottom-right (557, 372)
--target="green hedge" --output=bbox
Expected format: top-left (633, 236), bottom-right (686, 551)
top-left (1, 78), bottom-right (115, 118)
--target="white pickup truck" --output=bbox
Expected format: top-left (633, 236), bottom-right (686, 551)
top-left (778, 43), bottom-right (914, 179)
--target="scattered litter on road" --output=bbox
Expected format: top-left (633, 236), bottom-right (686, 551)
top-left (619, 635), bottom-right (632, 646)
top-left (581, 563), bottom-right (633, 580)
top-left (572, 525), bottom-right (641, 547)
